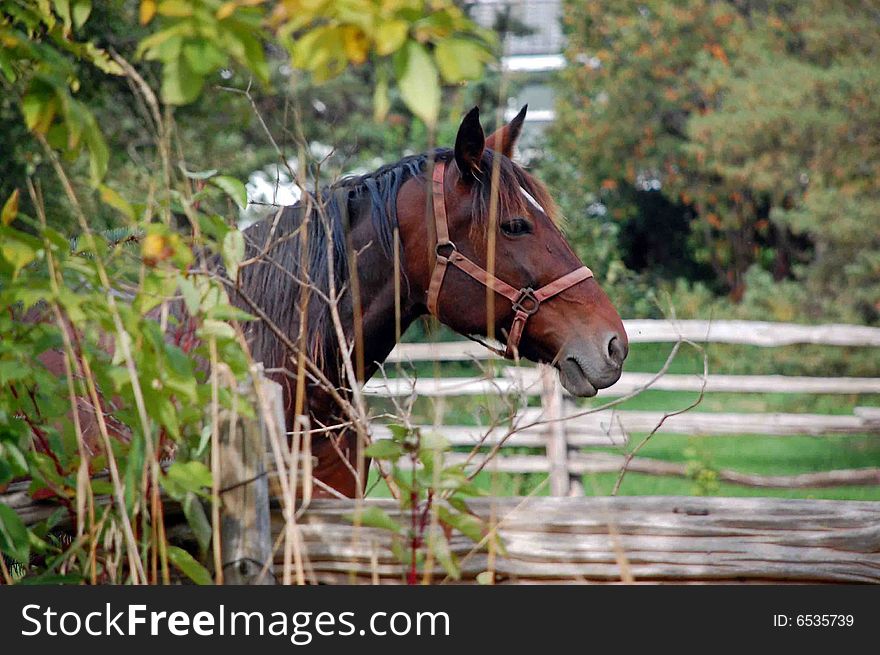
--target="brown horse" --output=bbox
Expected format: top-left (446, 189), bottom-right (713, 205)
top-left (230, 106), bottom-right (628, 497)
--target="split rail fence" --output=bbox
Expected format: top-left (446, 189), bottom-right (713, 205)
top-left (7, 320), bottom-right (879, 584)
top-left (367, 320), bottom-right (880, 495)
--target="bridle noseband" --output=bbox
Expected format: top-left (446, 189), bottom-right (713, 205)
top-left (426, 161), bottom-right (594, 359)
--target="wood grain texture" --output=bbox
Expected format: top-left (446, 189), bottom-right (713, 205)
top-left (217, 375), bottom-right (278, 585)
top-left (6, 484), bottom-right (877, 583)
top-left (272, 497), bottom-right (880, 584)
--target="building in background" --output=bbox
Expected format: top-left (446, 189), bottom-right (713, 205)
top-left (470, 0), bottom-right (565, 156)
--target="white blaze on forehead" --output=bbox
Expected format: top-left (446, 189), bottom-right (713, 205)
top-left (520, 186), bottom-right (545, 214)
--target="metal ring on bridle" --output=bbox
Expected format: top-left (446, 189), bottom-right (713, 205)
top-left (512, 288), bottom-right (540, 316)
top-left (435, 241), bottom-right (457, 258)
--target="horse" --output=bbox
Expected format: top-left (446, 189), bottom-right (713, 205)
top-left (225, 105), bottom-right (628, 498)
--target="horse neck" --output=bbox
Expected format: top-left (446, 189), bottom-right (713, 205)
top-left (334, 195), bottom-right (423, 384)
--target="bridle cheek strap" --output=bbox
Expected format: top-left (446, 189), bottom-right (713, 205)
top-left (426, 161), bottom-right (594, 359)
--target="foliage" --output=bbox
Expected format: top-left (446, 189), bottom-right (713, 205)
top-left (0, 0), bottom-right (500, 584)
top-left (1, 1), bottom-right (495, 231)
top-left (551, 0), bottom-right (880, 323)
top-left (137, 0), bottom-right (494, 126)
top-left (356, 423), bottom-right (502, 583)
top-left (0, 181), bottom-right (252, 582)
top-left (0, 0), bottom-right (120, 186)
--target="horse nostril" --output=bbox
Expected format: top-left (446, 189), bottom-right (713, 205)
top-left (605, 334), bottom-right (627, 368)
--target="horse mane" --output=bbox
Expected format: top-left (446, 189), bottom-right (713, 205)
top-left (230, 147), bottom-right (558, 388)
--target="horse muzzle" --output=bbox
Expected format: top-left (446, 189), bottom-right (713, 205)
top-left (555, 331), bottom-right (627, 397)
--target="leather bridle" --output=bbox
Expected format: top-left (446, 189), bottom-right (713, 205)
top-left (426, 161), bottom-right (594, 359)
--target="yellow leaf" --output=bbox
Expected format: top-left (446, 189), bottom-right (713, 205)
top-left (139, 0), bottom-right (157, 24)
top-left (374, 19), bottom-right (407, 56)
top-left (157, 0), bottom-right (193, 17)
top-left (342, 26), bottom-right (369, 65)
top-left (216, 1), bottom-right (237, 20)
top-left (98, 184), bottom-right (134, 220)
top-left (142, 233), bottom-right (173, 266)
top-left (1, 189), bottom-right (19, 226)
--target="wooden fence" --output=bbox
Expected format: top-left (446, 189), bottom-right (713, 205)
top-left (6, 321), bottom-right (879, 584)
top-left (276, 497), bottom-right (880, 584)
top-left (10, 487), bottom-right (878, 583)
top-left (368, 320), bottom-right (880, 496)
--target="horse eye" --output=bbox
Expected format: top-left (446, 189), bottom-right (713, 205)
top-left (501, 218), bottom-right (532, 236)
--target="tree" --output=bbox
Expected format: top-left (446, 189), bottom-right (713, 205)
top-left (550, 0), bottom-right (880, 322)
top-left (1, 0), bottom-right (496, 229)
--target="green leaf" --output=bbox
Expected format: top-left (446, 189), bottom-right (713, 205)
top-left (364, 439), bottom-right (404, 462)
top-left (161, 55), bottom-right (204, 105)
top-left (476, 571), bottom-right (494, 585)
top-left (428, 528), bottom-right (459, 579)
top-left (123, 431), bottom-right (146, 513)
top-left (177, 274), bottom-right (201, 314)
top-left (178, 166), bottom-right (218, 180)
top-left (419, 431), bottom-right (450, 452)
top-left (1, 239), bottom-right (37, 280)
top-left (373, 73), bottom-right (390, 123)
top-left (161, 460), bottom-right (213, 500)
top-left (90, 479), bottom-right (113, 496)
top-left (222, 229), bottom-right (245, 281)
top-left (155, 397), bottom-right (181, 440)
top-left (53, 0), bottom-right (72, 31)
top-left (82, 112), bottom-right (109, 183)
top-left (197, 319), bottom-right (237, 340)
top-left (346, 505), bottom-right (403, 534)
top-left (183, 492), bottom-right (211, 553)
top-left (0, 48), bottom-right (17, 83)
top-left (394, 41), bottom-right (439, 128)
top-left (72, 0), bottom-right (91, 27)
top-left (290, 25), bottom-right (346, 81)
top-left (439, 505), bottom-right (483, 543)
top-left (206, 304), bottom-right (256, 322)
top-left (211, 175), bottom-right (247, 210)
top-left (21, 84), bottom-right (57, 133)
top-left (167, 546), bottom-right (213, 584)
top-left (435, 38), bottom-right (489, 83)
top-left (182, 40), bottom-right (227, 76)
top-left (0, 502), bottom-right (31, 564)
top-left (385, 423), bottom-right (411, 441)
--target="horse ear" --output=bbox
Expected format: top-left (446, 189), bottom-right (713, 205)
top-left (454, 106), bottom-right (485, 181)
top-left (486, 105), bottom-right (527, 158)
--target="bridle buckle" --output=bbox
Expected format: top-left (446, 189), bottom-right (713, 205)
top-left (435, 241), bottom-right (457, 259)
top-left (512, 288), bottom-right (540, 316)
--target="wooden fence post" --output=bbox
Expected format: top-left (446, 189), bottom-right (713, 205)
top-left (218, 368), bottom-right (280, 584)
top-left (540, 365), bottom-right (572, 496)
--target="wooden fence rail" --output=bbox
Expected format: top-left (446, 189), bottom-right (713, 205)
top-left (365, 371), bottom-right (880, 397)
top-left (387, 320), bottom-right (880, 363)
top-left (275, 497), bottom-right (880, 584)
top-left (9, 488), bottom-right (877, 584)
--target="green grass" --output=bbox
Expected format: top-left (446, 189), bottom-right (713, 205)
top-left (367, 339), bottom-right (880, 501)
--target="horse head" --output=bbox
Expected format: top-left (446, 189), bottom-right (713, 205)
top-left (398, 106), bottom-right (627, 396)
